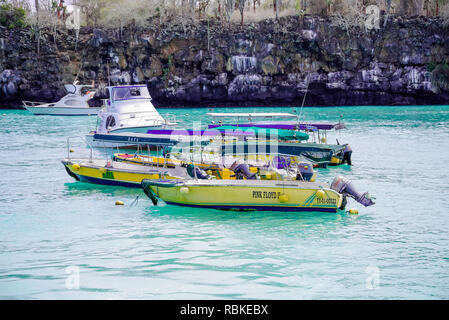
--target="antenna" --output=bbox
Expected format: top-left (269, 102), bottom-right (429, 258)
top-left (298, 75), bottom-right (310, 122)
top-left (107, 62), bottom-right (111, 87)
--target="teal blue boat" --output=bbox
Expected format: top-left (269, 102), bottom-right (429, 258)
top-left (208, 126), bottom-right (351, 167)
top-left (213, 125), bottom-right (310, 141)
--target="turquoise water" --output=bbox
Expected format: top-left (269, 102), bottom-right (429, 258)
top-left (1, 105), bottom-right (449, 299)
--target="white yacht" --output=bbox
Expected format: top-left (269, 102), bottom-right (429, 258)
top-left (23, 84), bottom-right (100, 116)
top-left (85, 85), bottom-right (176, 147)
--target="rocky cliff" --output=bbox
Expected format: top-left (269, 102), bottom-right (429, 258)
top-left (1, 15), bottom-right (448, 108)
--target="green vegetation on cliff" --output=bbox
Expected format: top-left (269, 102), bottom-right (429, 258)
top-left (0, 3), bottom-right (26, 29)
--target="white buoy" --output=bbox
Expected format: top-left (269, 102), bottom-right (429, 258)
top-left (180, 187), bottom-right (189, 194)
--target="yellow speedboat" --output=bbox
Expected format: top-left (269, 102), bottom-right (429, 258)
top-left (62, 157), bottom-right (296, 188)
top-left (141, 176), bottom-right (375, 213)
top-left (62, 158), bottom-right (185, 188)
top-left (141, 179), bottom-right (343, 212)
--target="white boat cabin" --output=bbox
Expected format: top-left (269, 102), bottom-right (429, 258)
top-left (95, 85), bottom-right (175, 134)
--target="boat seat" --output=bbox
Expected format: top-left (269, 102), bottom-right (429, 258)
top-left (186, 164), bottom-right (210, 180)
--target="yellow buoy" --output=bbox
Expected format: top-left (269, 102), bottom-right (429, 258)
top-left (69, 148), bottom-right (75, 153)
top-left (349, 208), bottom-right (359, 215)
top-left (115, 201), bottom-right (124, 206)
top-left (321, 137), bottom-right (327, 143)
top-left (72, 163), bottom-right (80, 171)
top-left (99, 167), bottom-right (107, 174)
top-left (279, 194), bottom-right (289, 203)
top-left (180, 187), bottom-right (190, 194)
top-left (331, 157), bottom-right (341, 164)
top-left (316, 190), bottom-right (325, 199)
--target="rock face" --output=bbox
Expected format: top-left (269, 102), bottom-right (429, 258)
top-left (1, 15), bottom-right (449, 108)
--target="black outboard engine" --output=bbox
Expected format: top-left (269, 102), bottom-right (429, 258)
top-left (296, 162), bottom-right (314, 181)
top-left (331, 176), bottom-right (375, 207)
top-left (230, 161), bottom-right (257, 180)
top-left (186, 164), bottom-right (210, 180)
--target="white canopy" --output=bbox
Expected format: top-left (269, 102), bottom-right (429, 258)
top-left (207, 112), bottom-right (297, 118)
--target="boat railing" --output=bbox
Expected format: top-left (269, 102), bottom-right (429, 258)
top-left (22, 101), bottom-right (49, 107)
top-left (67, 135), bottom-right (94, 163)
top-left (113, 112), bottom-right (171, 129)
top-left (164, 113), bottom-right (178, 125)
top-left (169, 145), bottom-right (313, 169)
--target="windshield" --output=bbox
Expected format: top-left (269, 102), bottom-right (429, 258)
top-left (111, 86), bottom-right (151, 101)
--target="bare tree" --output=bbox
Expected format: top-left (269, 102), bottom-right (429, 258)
top-left (383, 0), bottom-right (392, 27)
top-left (427, 0), bottom-right (449, 16)
top-left (274, 0), bottom-right (279, 20)
top-left (308, 0), bottom-right (327, 15)
top-left (398, 0), bottom-right (424, 16)
top-left (34, 0), bottom-right (40, 56)
top-left (237, 0), bottom-right (245, 25)
top-left (224, 0), bottom-right (235, 25)
top-left (185, 0), bottom-right (191, 19)
top-left (198, 0), bottom-right (210, 19)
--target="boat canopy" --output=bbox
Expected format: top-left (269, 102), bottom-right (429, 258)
top-left (145, 129), bottom-right (255, 137)
top-left (208, 122), bottom-right (345, 131)
top-left (213, 126), bottom-right (309, 141)
top-left (207, 112), bottom-right (298, 119)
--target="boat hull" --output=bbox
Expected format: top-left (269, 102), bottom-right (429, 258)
top-left (62, 159), bottom-right (182, 188)
top-left (85, 132), bottom-right (178, 148)
top-left (142, 180), bottom-right (343, 213)
top-left (219, 141), bottom-right (347, 167)
top-left (108, 126), bottom-right (166, 134)
top-left (25, 106), bottom-right (101, 116)
top-left (62, 157), bottom-right (266, 188)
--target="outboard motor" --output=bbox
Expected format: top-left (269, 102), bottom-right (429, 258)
top-left (230, 160), bottom-right (257, 180)
top-left (186, 164), bottom-right (210, 180)
top-left (296, 162), bottom-right (314, 181)
top-left (272, 156), bottom-right (291, 169)
top-left (331, 176), bottom-right (375, 207)
top-left (343, 144), bottom-right (352, 165)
